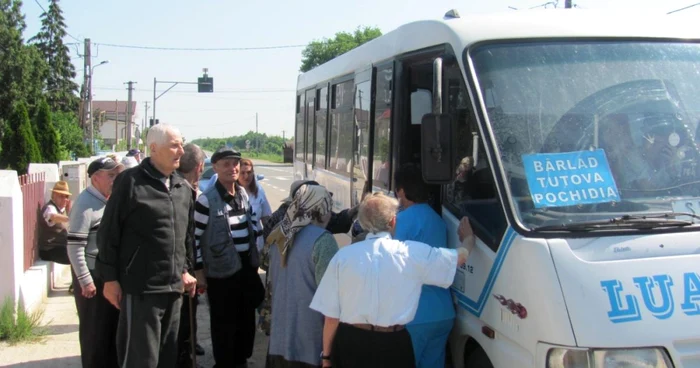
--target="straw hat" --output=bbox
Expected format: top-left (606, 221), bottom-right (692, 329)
top-left (51, 181), bottom-right (71, 196)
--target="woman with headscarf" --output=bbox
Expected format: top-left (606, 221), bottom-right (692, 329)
top-left (264, 184), bottom-right (339, 368)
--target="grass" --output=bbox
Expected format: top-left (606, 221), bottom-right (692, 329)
top-left (242, 152), bottom-right (285, 163)
top-left (0, 297), bottom-right (46, 344)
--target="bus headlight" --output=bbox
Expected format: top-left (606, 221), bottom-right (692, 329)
top-left (547, 347), bottom-right (672, 368)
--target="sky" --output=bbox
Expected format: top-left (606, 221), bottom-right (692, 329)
top-left (19, 0), bottom-right (700, 141)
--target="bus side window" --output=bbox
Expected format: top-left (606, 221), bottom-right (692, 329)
top-left (372, 65), bottom-right (393, 191)
top-left (295, 94), bottom-right (305, 161)
top-left (329, 80), bottom-right (354, 175)
top-left (315, 86), bottom-right (329, 169)
top-left (443, 65), bottom-right (508, 251)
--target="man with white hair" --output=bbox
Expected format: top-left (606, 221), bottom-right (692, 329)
top-left (96, 124), bottom-right (197, 368)
top-left (310, 192), bottom-right (474, 368)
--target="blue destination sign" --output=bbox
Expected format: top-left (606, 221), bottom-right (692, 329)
top-left (522, 149), bottom-right (620, 208)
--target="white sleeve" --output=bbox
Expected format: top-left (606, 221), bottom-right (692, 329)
top-left (309, 256), bottom-right (342, 318)
top-left (43, 205), bottom-right (58, 226)
top-left (405, 241), bottom-right (458, 288)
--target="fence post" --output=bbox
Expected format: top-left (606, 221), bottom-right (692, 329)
top-left (0, 170), bottom-right (25, 309)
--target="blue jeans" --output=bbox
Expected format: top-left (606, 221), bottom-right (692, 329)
top-left (406, 319), bottom-right (454, 368)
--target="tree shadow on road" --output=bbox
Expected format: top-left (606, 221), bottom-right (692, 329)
top-left (2, 356), bottom-right (81, 367)
top-left (44, 323), bottom-right (79, 336)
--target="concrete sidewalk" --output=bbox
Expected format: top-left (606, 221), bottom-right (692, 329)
top-left (0, 271), bottom-right (270, 367)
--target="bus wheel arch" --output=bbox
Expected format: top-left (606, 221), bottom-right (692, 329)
top-left (464, 338), bottom-right (494, 368)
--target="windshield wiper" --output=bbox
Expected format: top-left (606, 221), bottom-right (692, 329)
top-left (532, 212), bottom-right (697, 232)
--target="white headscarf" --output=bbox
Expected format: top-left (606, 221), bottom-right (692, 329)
top-left (266, 184), bottom-right (332, 267)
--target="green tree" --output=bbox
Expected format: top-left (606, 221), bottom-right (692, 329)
top-left (0, 102), bottom-right (42, 174)
top-left (0, 0), bottom-right (48, 149)
top-left (53, 111), bottom-right (90, 159)
top-left (300, 26), bottom-right (382, 72)
top-left (34, 100), bottom-right (61, 163)
top-left (29, 0), bottom-right (78, 112)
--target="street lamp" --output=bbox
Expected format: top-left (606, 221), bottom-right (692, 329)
top-left (88, 60), bottom-right (109, 154)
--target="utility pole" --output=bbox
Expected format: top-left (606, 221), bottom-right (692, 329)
top-left (144, 101), bottom-right (150, 131)
top-left (565, 0), bottom-right (572, 8)
top-left (114, 99), bottom-right (119, 147)
top-left (85, 39), bottom-right (92, 149)
top-left (153, 78), bottom-right (157, 125)
top-left (79, 39), bottom-right (90, 130)
top-left (282, 130), bottom-right (285, 140)
top-left (256, 112), bottom-right (259, 151)
top-left (152, 68), bottom-right (214, 125)
top-left (125, 81), bottom-right (137, 150)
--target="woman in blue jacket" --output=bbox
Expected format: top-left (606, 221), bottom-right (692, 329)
top-left (393, 163), bottom-right (454, 368)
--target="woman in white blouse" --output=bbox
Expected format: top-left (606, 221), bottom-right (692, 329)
top-left (238, 158), bottom-right (272, 252)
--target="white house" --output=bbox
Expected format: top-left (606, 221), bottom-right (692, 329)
top-left (92, 101), bottom-right (139, 146)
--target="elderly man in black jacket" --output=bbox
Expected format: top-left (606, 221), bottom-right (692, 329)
top-left (96, 123), bottom-right (197, 368)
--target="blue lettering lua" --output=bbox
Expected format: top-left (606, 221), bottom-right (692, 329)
top-left (600, 279), bottom-right (642, 323)
top-left (681, 272), bottom-right (700, 316)
top-left (633, 275), bottom-right (674, 319)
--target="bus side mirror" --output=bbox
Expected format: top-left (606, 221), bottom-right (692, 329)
top-left (421, 113), bottom-right (455, 184)
top-left (420, 57), bottom-right (455, 184)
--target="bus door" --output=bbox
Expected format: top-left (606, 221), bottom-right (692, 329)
top-left (351, 67), bottom-right (374, 207)
top-left (395, 48), bottom-right (445, 211)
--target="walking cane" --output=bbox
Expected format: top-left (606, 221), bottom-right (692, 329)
top-left (189, 294), bottom-right (197, 368)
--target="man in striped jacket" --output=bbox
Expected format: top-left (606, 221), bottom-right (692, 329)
top-left (193, 147), bottom-right (263, 368)
top-left (67, 157), bottom-right (123, 368)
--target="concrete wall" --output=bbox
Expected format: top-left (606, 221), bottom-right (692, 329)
top-left (28, 164), bottom-right (72, 295)
top-left (0, 161), bottom-right (90, 314)
top-left (0, 171), bottom-right (25, 310)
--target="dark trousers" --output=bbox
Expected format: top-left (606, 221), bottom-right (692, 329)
top-left (331, 323), bottom-right (416, 368)
top-left (207, 252), bottom-right (258, 367)
top-left (117, 292), bottom-right (182, 368)
top-left (40, 247), bottom-right (71, 265)
top-left (177, 293), bottom-right (199, 364)
top-left (72, 271), bottom-right (119, 368)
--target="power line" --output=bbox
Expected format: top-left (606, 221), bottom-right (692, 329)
top-left (92, 86), bottom-right (294, 93)
top-left (667, 2), bottom-right (700, 14)
top-left (93, 42), bottom-right (306, 51)
top-left (66, 32), bottom-right (82, 42)
top-left (34, 0), bottom-right (82, 42)
top-left (33, 0), bottom-right (46, 13)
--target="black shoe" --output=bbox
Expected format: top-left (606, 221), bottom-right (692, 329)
top-left (195, 343), bottom-right (205, 356)
top-left (68, 284), bottom-right (74, 294)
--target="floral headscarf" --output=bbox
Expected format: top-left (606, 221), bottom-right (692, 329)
top-left (265, 184), bottom-right (332, 267)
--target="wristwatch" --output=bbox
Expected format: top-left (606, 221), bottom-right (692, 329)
top-left (320, 352), bottom-right (331, 360)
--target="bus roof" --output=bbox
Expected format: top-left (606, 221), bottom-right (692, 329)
top-left (296, 9), bottom-right (700, 91)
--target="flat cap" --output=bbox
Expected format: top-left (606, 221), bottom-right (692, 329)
top-left (211, 147), bottom-right (242, 163)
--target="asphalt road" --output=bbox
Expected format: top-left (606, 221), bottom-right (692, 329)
top-left (254, 161), bottom-right (295, 205)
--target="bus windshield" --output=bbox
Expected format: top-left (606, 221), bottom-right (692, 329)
top-left (470, 41), bottom-right (700, 230)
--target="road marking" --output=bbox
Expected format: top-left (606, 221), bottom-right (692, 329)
top-left (275, 176), bottom-right (291, 181)
top-left (260, 167), bottom-right (293, 174)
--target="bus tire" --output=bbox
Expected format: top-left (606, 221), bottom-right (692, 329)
top-left (465, 346), bottom-right (493, 368)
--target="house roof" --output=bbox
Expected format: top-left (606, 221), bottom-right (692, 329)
top-left (92, 101), bottom-right (138, 116)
